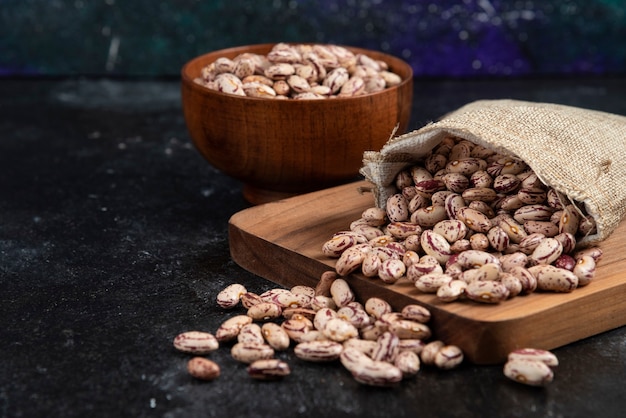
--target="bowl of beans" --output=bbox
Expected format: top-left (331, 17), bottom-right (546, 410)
top-left (181, 43), bottom-right (413, 205)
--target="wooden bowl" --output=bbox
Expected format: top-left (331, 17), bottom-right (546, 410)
top-left (181, 43), bottom-right (413, 205)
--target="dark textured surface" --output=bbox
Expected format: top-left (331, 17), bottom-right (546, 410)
top-left (1, 77), bottom-right (626, 418)
top-left (2, 0), bottom-right (626, 77)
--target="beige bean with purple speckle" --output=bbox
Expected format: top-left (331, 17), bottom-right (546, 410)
top-left (503, 358), bottom-right (554, 386)
top-left (572, 255), bottom-right (596, 286)
top-left (215, 315), bottom-right (253, 342)
top-left (216, 283), bottom-right (247, 309)
top-left (261, 322), bottom-right (291, 351)
top-left (508, 348), bottom-right (559, 366)
top-left (173, 331), bottom-right (219, 354)
top-left (294, 340), bottom-right (343, 361)
top-left (434, 345), bottom-right (464, 370)
top-left (466, 280), bottom-right (509, 303)
top-left (238, 323), bottom-right (265, 345)
top-left (437, 279), bottom-right (468, 302)
top-left (231, 342), bottom-right (275, 364)
top-left (247, 359), bottom-right (291, 380)
top-left (247, 301), bottom-right (283, 321)
top-left (187, 357), bottom-right (221, 381)
top-left (394, 350), bottom-right (421, 377)
top-left (528, 264), bottom-right (578, 292)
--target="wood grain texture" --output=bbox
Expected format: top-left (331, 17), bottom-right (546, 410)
top-left (228, 181), bottom-right (626, 364)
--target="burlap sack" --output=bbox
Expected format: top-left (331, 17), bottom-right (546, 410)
top-left (360, 99), bottom-right (626, 246)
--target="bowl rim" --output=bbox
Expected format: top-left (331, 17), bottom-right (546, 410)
top-left (181, 42), bottom-right (414, 102)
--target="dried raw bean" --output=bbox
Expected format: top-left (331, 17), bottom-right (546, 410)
top-left (508, 348), bottom-right (559, 366)
top-left (499, 273), bottom-right (523, 298)
top-left (446, 158), bottom-right (486, 175)
top-left (294, 340), bottom-right (343, 362)
top-left (310, 295), bottom-right (337, 311)
top-left (518, 187), bottom-right (547, 204)
top-left (456, 207), bottom-right (492, 233)
top-left (493, 173), bottom-right (521, 193)
top-left (243, 82), bottom-right (277, 98)
top-left (554, 254), bottom-right (576, 271)
top-left (402, 250), bottom-right (421, 267)
top-left (240, 292), bottom-right (263, 309)
top-left (462, 187), bottom-right (497, 203)
top-left (498, 217), bottom-right (528, 243)
top-left (215, 315), bottom-right (253, 342)
top-left (238, 323), bottom-right (265, 345)
top-left (524, 221), bottom-right (560, 237)
top-left (282, 308), bottom-right (316, 321)
top-left (231, 342), bottom-right (275, 364)
top-left (322, 317), bottom-right (359, 342)
top-left (214, 73), bottom-right (245, 95)
top-left (514, 204), bottom-right (554, 223)
top-left (335, 245), bottom-right (368, 276)
top-left (247, 301), bottom-right (283, 321)
top-left (572, 255), bottom-right (596, 286)
top-left (187, 357), bottom-right (221, 381)
top-left (330, 278), bottom-right (355, 307)
top-left (528, 264), bottom-right (578, 292)
top-left (469, 233), bottom-right (490, 251)
top-left (420, 230), bottom-right (453, 264)
top-left (371, 332), bottom-right (400, 362)
top-left (337, 305), bottom-right (371, 328)
top-left (433, 219), bottom-right (468, 243)
top-left (343, 338), bottom-right (378, 356)
top-left (386, 221), bottom-right (422, 239)
top-left (173, 331), bottom-right (219, 354)
top-left (216, 283), bottom-right (248, 309)
top-left (339, 348), bottom-right (398, 386)
top-left (508, 266), bottom-right (538, 294)
top-left (466, 280), bottom-right (510, 303)
top-left (528, 237), bottom-right (563, 266)
top-left (437, 279), bottom-right (468, 302)
top-left (469, 200), bottom-right (496, 218)
top-left (361, 252), bottom-right (382, 277)
top-left (424, 153), bottom-right (448, 174)
top-left (261, 322), bottom-right (291, 351)
top-left (470, 170), bottom-right (493, 188)
top-left (281, 317), bottom-right (313, 342)
top-left (420, 340), bottom-right (445, 366)
top-left (554, 232), bottom-right (576, 255)
top-left (411, 205), bottom-right (448, 227)
top-left (362, 207), bottom-right (388, 226)
top-left (394, 350), bottom-right (421, 377)
top-left (315, 270), bottom-right (337, 296)
top-left (364, 297), bottom-right (392, 319)
top-left (291, 285), bottom-right (315, 300)
top-left (518, 233), bottom-right (546, 254)
top-left (503, 358), bottom-right (554, 386)
top-left (499, 252), bottom-right (528, 272)
top-left (456, 250), bottom-right (501, 269)
top-left (247, 359), bottom-right (291, 380)
top-left (442, 172), bottom-right (470, 193)
top-left (444, 193), bottom-right (466, 219)
top-left (487, 225), bottom-right (510, 252)
top-left (400, 304), bottom-right (431, 323)
top-left (415, 272), bottom-right (453, 293)
top-left (378, 258), bottom-right (406, 283)
top-left (322, 234), bottom-right (358, 257)
top-left (434, 345), bottom-right (464, 370)
top-left (388, 319), bottom-right (432, 340)
top-left (559, 205), bottom-right (581, 236)
top-left (397, 339), bottom-right (426, 354)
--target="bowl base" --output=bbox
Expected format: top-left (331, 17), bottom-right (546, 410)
top-left (243, 184), bottom-right (302, 205)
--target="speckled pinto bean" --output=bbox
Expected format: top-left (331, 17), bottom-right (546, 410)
top-left (503, 358), bottom-right (554, 386)
top-left (528, 264), bottom-right (578, 292)
top-left (174, 331), bottom-right (219, 354)
top-left (187, 357), bottom-right (221, 381)
top-left (247, 359), bottom-right (291, 380)
top-left (294, 340), bottom-right (344, 361)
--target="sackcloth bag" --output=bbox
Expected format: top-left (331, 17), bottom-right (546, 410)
top-left (360, 99), bottom-right (626, 246)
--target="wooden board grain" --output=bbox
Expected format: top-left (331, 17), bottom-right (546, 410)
top-left (228, 181), bottom-right (626, 364)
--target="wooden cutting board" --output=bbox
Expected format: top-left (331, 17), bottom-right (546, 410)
top-left (228, 181), bottom-right (626, 364)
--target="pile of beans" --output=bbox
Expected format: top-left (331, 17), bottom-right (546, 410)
top-left (194, 42), bottom-right (403, 99)
top-left (174, 272), bottom-right (559, 387)
top-left (174, 271), bottom-right (464, 387)
top-left (322, 136), bottom-right (603, 304)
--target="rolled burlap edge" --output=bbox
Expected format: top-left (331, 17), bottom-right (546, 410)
top-left (360, 99), bottom-right (626, 246)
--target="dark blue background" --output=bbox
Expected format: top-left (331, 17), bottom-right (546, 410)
top-left (2, 0), bottom-right (625, 77)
